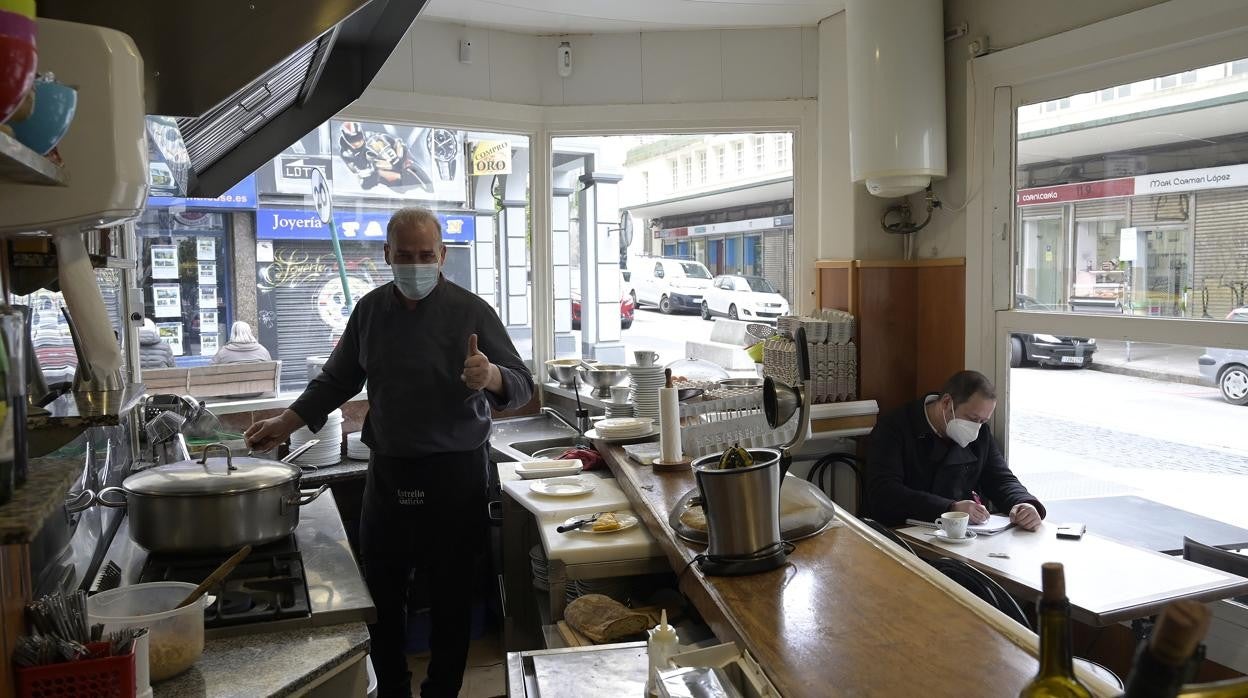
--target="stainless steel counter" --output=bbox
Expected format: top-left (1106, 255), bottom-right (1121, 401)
top-left (99, 489), bottom-right (375, 638)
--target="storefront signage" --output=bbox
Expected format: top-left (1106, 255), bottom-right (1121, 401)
top-left (148, 174), bottom-right (258, 210)
top-left (281, 156), bottom-right (332, 181)
top-left (255, 207), bottom-right (476, 243)
top-left (658, 214), bottom-right (791, 239)
top-left (1017, 163), bottom-right (1248, 206)
top-left (469, 140), bottom-right (513, 176)
top-left (1133, 163), bottom-right (1248, 195)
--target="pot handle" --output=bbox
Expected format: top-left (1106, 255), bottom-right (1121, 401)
top-left (281, 439), bottom-right (320, 465)
top-left (199, 443), bottom-right (237, 472)
top-left (285, 484), bottom-right (329, 510)
top-left (65, 489), bottom-right (96, 513)
top-left (96, 487), bottom-right (128, 508)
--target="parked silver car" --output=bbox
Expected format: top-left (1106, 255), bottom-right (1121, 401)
top-left (1197, 308), bottom-right (1248, 405)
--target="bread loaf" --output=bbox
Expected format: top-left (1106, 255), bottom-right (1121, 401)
top-left (565, 594), bottom-right (651, 643)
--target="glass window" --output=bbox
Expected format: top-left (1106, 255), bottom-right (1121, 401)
top-left (670, 159), bottom-right (679, 191)
top-left (1006, 337), bottom-right (1248, 528)
top-left (754, 136), bottom-right (766, 170)
top-left (697, 150), bottom-right (707, 183)
top-left (683, 156), bottom-right (692, 186)
top-left (1015, 55), bottom-right (1248, 320)
top-left (255, 121), bottom-right (531, 390)
top-left (135, 209), bottom-right (236, 364)
top-left (554, 132), bottom-right (795, 371)
top-left (775, 135), bottom-right (789, 169)
top-left (744, 276), bottom-right (776, 293)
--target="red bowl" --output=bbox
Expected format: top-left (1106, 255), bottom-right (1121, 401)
top-left (0, 29), bottom-right (37, 124)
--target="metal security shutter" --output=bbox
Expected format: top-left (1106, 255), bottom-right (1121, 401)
top-left (1075, 198), bottom-right (1127, 220)
top-left (1021, 204), bottom-right (1063, 219)
top-left (1193, 187), bottom-right (1248, 316)
top-left (1131, 193), bottom-right (1191, 226)
top-left (763, 229), bottom-right (792, 302)
top-left (267, 241), bottom-right (389, 389)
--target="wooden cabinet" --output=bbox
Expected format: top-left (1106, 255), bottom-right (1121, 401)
top-left (816, 258), bottom-right (965, 414)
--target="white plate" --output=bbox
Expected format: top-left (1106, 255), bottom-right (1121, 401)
top-left (561, 512), bottom-right (640, 534)
top-left (584, 426), bottom-right (658, 442)
top-left (515, 459), bottom-right (583, 480)
top-left (930, 529), bottom-right (978, 544)
top-left (530, 476), bottom-right (596, 497)
top-left (597, 417), bottom-right (653, 430)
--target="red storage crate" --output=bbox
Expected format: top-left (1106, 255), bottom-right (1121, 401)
top-left (15, 641), bottom-right (136, 698)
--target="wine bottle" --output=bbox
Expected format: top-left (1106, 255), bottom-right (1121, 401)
top-left (1177, 677), bottom-right (1248, 698)
top-left (1019, 563), bottom-right (1093, 698)
top-left (1122, 600), bottom-right (1212, 698)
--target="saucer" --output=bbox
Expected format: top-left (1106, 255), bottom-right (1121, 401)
top-left (931, 529), bottom-right (978, 544)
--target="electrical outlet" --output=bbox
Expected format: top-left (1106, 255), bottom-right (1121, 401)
top-left (967, 36), bottom-right (989, 58)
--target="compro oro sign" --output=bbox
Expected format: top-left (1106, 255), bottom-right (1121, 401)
top-left (469, 140), bottom-right (512, 176)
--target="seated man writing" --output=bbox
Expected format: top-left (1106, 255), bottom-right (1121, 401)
top-left (866, 370), bottom-right (1045, 531)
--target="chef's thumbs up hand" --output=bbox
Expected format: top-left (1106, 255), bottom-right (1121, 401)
top-left (462, 333), bottom-right (498, 392)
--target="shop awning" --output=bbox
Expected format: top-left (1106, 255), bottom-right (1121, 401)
top-left (622, 176), bottom-right (792, 220)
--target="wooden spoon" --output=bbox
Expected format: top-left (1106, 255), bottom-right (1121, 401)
top-left (176, 545), bottom-right (252, 609)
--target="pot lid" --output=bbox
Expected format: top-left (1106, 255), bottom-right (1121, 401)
top-left (124, 451), bottom-right (300, 496)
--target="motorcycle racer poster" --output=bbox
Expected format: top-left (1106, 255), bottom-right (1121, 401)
top-left (330, 119), bottom-right (467, 203)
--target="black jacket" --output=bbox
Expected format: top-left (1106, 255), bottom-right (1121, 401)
top-left (866, 394), bottom-right (1045, 525)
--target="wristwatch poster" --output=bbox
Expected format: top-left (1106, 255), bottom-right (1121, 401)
top-left (428, 128), bottom-right (459, 180)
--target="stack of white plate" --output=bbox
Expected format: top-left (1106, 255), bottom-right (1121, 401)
top-left (593, 417), bottom-right (654, 440)
top-left (346, 432), bottom-right (370, 461)
top-left (628, 365), bottom-right (666, 420)
top-left (290, 409), bottom-right (343, 467)
top-left (604, 402), bottom-right (634, 418)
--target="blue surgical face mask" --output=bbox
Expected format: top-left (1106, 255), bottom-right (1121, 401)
top-left (392, 263), bottom-right (440, 300)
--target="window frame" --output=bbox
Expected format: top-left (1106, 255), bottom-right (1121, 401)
top-left (966, 0), bottom-right (1248, 444)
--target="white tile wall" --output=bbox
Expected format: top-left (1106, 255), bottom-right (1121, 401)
top-left (408, 22), bottom-right (493, 99)
top-left (488, 29), bottom-right (542, 104)
top-left (555, 33), bottom-right (645, 105)
top-left (641, 30), bottom-right (724, 104)
top-left (721, 28), bottom-right (803, 101)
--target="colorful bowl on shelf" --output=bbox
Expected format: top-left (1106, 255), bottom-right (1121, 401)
top-left (0, 8), bottom-right (37, 124)
top-left (11, 77), bottom-right (77, 155)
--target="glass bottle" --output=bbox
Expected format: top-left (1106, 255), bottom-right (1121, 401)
top-left (1122, 599), bottom-right (1211, 698)
top-left (1019, 562), bottom-right (1093, 698)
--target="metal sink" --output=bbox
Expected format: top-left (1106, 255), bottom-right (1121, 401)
top-left (489, 414), bottom-right (579, 462)
top-left (507, 437), bottom-right (578, 458)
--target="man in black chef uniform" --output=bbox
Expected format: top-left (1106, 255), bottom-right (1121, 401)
top-left (246, 207), bottom-right (533, 698)
top-left (866, 370), bottom-right (1045, 531)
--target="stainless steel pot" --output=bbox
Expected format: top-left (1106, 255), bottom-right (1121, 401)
top-left (97, 442), bottom-right (327, 553)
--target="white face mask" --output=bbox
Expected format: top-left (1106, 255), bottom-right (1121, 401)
top-left (392, 263), bottom-right (439, 300)
top-left (944, 403), bottom-right (982, 448)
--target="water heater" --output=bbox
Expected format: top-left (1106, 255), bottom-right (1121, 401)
top-left (846, 0), bottom-right (947, 198)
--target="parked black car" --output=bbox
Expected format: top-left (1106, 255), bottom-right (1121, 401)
top-left (1010, 295), bottom-right (1097, 368)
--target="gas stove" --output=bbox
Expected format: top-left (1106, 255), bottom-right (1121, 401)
top-left (138, 536), bottom-right (312, 635)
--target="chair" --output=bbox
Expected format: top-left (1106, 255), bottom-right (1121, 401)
top-left (1183, 537), bottom-right (1248, 605)
top-left (807, 452), bottom-right (864, 516)
top-left (862, 518), bottom-right (916, 556)
top-left (929, 557), bottom-right (1032, 631)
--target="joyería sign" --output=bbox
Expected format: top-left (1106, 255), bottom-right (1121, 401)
top-left (256, 208), bottom-right (476, 243)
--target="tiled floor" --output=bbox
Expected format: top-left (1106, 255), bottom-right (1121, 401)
top-left (407, 632), bottom-right (507, 698)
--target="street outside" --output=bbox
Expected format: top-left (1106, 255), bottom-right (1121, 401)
top-left (572, 304), bottom-right (720, 368)
top-left (1009, 363), bottom-right (1248, 528)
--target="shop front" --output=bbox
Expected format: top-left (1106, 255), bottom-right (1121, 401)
top-left (1015, 163), bottom-right (1248, 319)
top-left (253, 206), bottom-right (477, 390)
top-left (136, 174), bottom-right (257, 364)
top-left (655, 211), bottom-right (793, 302)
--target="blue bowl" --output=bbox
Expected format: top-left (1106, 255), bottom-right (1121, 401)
top-left (11, 79), bottom-right (77, 155)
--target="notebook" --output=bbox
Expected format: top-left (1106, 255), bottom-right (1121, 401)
top-left (905, 514), bottom-right (1015, 536)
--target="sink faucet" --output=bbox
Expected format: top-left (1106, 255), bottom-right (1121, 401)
top-left (541, 407), bottom-right (592, 447)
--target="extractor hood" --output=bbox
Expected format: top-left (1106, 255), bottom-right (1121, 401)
top-left (36, 0), bottom-right (427, 197)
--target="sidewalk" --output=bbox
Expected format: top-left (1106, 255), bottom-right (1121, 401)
top-left (1088, 340), bottom-right (1209, 385)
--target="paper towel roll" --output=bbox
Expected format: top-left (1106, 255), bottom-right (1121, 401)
top-left (659, 386), bottom-right (682, 463)
top-left (55, 230), bottom-right (122, 374)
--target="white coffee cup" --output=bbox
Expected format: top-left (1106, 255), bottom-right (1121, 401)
top-left (610, 386), bottom-right (630, 404)
top-left (935, 511), bottom-right (970, 539)
top-left (634, 350), bottom-right (659, 367)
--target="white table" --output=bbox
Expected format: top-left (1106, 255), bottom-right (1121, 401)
top-left (897, 522), bottom-right (1248, 627)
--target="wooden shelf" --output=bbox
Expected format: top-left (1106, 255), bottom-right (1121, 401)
top-left (0, 131), bottom-right (66, 187)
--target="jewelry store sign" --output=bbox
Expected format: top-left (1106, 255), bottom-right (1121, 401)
top-left (470, 140), bottom-right (512, 176)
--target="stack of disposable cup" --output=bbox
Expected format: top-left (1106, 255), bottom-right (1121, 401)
top-left (659, 383), bottom-right (682, 464)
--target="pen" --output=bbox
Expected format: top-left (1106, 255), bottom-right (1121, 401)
top-left (971, 491), bottom-right (983, 506)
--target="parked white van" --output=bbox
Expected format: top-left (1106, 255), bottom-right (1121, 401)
top-left (631, 258), bottom-right (714, 314)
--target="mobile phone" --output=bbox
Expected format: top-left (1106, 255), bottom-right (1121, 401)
top-left (1056, 524), bottom-right (1086, 540)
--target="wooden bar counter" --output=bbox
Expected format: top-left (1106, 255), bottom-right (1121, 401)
top-left (599, 445), bottom-right (1118, 697)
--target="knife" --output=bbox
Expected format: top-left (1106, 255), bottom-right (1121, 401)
top-left (557, 513), bottom-right (602, 533)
